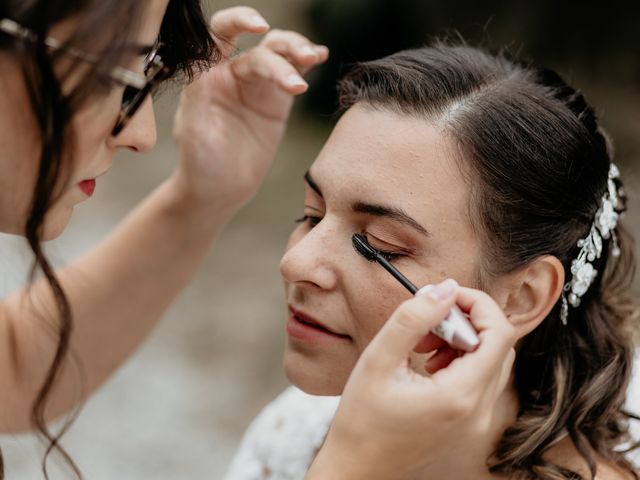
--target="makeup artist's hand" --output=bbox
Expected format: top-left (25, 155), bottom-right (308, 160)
top-left (172, 7), bottom-right (328, 220)
top-left (307, 280), bottom-right (517, 480)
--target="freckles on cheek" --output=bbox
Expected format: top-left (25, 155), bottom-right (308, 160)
top-left (355, 290), bottom-right (409, 351)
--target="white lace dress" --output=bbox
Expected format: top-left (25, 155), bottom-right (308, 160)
top-left (224, 356), bottom-right (640, 479)
top-left (224, 387), bottom-right (339, 480)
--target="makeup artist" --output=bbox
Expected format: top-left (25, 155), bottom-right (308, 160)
top-left (0, 1), bottom-right (517, 479)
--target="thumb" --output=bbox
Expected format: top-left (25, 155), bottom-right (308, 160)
top-left (361, 279), bottom-right (458, 374)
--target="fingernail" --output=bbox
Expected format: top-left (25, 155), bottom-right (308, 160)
top-left (418, 279), bottom-right (457, 301)
top-left (286, 74), bottom-right (307, 87)
top-left (300, 45), bottom-right (317, 57)
top-left (250, 15), bottom-right (269, 29)
top-left (314, 45), bottom-right (329, 55)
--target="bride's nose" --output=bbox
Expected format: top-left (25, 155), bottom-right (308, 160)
top-left (280, 219), bottom-right (346, 291)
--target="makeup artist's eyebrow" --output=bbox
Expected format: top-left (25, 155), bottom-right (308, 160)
top-left (352, 202), bottom-right (430, 237)
top-left (304, 171), bottom-right (323, 197)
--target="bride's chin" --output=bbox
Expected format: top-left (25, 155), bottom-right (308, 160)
top-left (283, 352), bottom-right (348, 396)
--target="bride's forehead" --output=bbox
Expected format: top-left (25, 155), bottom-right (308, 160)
top-left (311, 113), bottom-right (464, 203)
top-left (325, 107), bottom-right (455, 162)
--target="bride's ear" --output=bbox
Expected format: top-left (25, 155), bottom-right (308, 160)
top-left (500, 256), bottom-right (565, 338)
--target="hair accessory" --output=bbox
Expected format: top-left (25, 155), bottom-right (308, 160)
top-left (560, 164), bottom-right (621, 325)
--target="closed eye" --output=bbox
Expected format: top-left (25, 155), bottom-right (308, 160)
top-left (365, 234), bottom-right (412, 262)
top-left (295, 215), bottom-right (322, 228)
top-left (376, 249), bottom-right (405, 262)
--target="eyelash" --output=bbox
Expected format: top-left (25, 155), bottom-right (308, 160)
top-left (376, 249), bottom-right (404, 262)
top-left (294, 216), bottom-right (406, 262)
top-left (295, 215), bottom-right (322, 227)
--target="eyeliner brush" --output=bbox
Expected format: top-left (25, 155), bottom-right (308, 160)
top-left (351, 233), bottom-right (479, 352)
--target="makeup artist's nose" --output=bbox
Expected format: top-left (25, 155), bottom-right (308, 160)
top-left (109, 96), bottom-right (157, 152)
top-left (280, 222), bottom-right (341, 291)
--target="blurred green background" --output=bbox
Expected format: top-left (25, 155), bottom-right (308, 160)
top-left (1, 0), bottom-right (639, 478)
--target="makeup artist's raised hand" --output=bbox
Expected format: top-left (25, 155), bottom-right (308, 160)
top-left (307, 280), bottom-right (518, 480)
top-left (173, 7), bottom-right (328, 219)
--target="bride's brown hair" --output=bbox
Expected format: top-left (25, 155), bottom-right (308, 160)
top-left (0, 1), bottom-right (219, 478)
top-left (339, 43), bottom-right (639, 479)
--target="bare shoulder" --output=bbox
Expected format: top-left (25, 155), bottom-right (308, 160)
top-left (543, 437), bottom-right (637, 480)
top-left (593, 463), bottom-right (637, 480)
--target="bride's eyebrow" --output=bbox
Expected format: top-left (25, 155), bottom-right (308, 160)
top-left (352, 202), bottom-right (430, 237)
top-left (304, 171), bottom-right (323, 197)
top-left (304, 171), bottom-right (429, 237)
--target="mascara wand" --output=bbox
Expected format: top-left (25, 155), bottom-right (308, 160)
top-left (351, 233), bottom-right (480, 352)
top-left (352, 234), bottom-right (418, 294)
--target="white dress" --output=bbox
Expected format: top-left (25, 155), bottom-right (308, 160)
top-left (224, 354), bottom-right (640, 478)
top-left (223, 387), bottom-right (339, 480)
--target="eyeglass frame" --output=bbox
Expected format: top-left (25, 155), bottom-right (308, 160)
top-left (0, 18), bottom-right (171, 137)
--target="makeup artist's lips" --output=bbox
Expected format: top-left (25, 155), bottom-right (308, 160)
top-left (78, 179), bottom-right (96, 197)
top-left (287, 306), bottom-right (351, 343)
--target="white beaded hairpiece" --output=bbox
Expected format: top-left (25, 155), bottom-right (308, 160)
top-left (560, 163), bottom-right (622, 325)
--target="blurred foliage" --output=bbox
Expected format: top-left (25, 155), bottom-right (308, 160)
top-left (302, 0), bottom-right (640, 116)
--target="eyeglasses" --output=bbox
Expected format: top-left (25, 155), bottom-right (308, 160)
top-left (0, 18), bottom-right (170, 137)
top-left (112, 37), bottom-right (170, 136)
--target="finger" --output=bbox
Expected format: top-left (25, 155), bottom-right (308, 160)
top-left (261, 29), bottom-right (330, 72)
top-left (432, 287), bottom-right (517, 392)
top-left (231, 46), bottom-right (309, 94)
top-left (424, 346), bottom-right (460, 374)
top-left (495, 347), bottom-right (516, 398)
top-left (456, 287), bottom-right (513, 346)
top-left (413, 332), bottom-right (447, 353)
top-left (360, 279), bottom-right (458, 374)
top-left (454, 287), bottom-right (504, 325)
top-left (211, 7), bottom-right (270, 56)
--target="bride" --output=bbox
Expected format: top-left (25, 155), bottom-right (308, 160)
top-left (225, 43), bottom-right (640, 479)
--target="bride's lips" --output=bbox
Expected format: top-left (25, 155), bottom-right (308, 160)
top-left (78, 179), bottom-right (96, 196)
top-left (287, 306), bottom-right (352, 343)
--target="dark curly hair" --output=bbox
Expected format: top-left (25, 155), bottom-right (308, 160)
top-left (0, 1), bottom-right (219, 478)
top-left (339, 42), bottom-right (639, 479)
